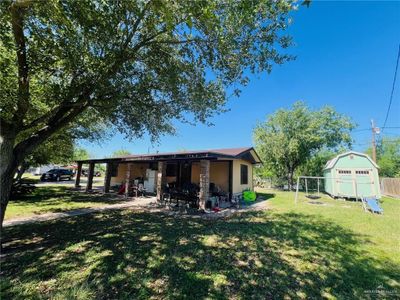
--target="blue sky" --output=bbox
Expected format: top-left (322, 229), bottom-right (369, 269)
top-left (80, 1), bottom-right (400, 158)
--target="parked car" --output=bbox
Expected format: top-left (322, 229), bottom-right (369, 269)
top-left (40, 169), bottom-right (74, 182)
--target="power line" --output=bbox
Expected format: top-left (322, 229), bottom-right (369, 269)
top-left (353, 126), bottom-right (400, 133)
top-left (352, 128), bottom-right (370, 133)
top-left (382, 44), bottom-right (400, 132)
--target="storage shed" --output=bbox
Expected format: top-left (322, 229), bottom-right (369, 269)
top-left (323, 151), bottom-right (381, 199)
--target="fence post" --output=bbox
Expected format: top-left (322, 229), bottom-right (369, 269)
top-left (305, 178), bottom-right (308, 195)
top-left (295, 176), bottom-right (300, 204)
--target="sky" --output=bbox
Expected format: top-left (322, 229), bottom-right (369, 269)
top-left (79, 1), bottom-right (400, 158)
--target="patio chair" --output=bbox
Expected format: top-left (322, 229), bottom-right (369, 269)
top-left (135, 183), bottom-right (146, 197)
top-left (363, 197), bottom-right (383, 214)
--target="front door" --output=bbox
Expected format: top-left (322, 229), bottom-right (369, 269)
top-left (355, 169), bottom-right (374, 197)
top-left (336, 169), bottom-right (354, 197)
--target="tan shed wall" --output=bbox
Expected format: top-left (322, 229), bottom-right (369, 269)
top-left (232, 159), bottom-right (253, 194)
top-left (110, 163), bottom-right (150, 186)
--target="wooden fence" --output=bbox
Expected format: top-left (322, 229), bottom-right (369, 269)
top-left (380, 177), bottom-right (400, 198)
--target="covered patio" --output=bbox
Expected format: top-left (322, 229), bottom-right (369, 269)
top-left (75, 147), bottom-right (261, 210)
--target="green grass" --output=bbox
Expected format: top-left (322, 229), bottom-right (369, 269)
top-left (1, 190), bottom-right (399, 299)
top-left (260, 190), bottom-right (400, 267)
top-left (5, 186), bottom-right (125, 220)
top-left (22, 173), bottom-right (41, 180)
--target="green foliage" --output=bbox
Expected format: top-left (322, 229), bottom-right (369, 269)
top-left (254, 164), bottom-right (274, 178)
top-left (253, 102), bottom-right (355, 186)
top-left (1, 0), bottom-right (299, 144)
top-left (111, 149), bottom-right (132, 157)
top-left (24, 131), bottom-right (75, 167)
top-left (297, 149), bottom-right (336, 177)
top-left (366, 137), bottom-right (400, 178)
top-left (73, 148), bottom-right (90, 161)
top-left (2, 190), bottom-right (400, 299)
top-left (95, 164), bottom-right (106, 174)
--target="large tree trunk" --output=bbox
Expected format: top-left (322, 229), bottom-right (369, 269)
top-left (0, 131), bottom-right (19, 234)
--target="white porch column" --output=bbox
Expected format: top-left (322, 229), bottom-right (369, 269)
top-left (156, 161), bottom-right (166, 202)
top-left (199, 160), bottom-right (210, 210)
top-left (125, 163), bottom-right (131, 198)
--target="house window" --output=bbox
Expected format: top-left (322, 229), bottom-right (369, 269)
top-left (338, 170), bottom-right (352, 175)
top-left (240, 164), bottom-right (248, 185)
top-left (356, 170), bottom-right (370, 175)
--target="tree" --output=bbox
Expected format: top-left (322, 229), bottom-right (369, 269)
top-left (296, 149), bottom-right (336, 177)
top-left (112, 149), bottom-right (132, 157)
top-left (366, 137), bottom-right (400, 178)
top-left (253, 102), bottom-right (354, 189)
top-left (15, 130), bottom-right (75, 180)
top-left (73, 147), bottom-right (90, 161)
top-left (0, 0), bottom-right (302, 228)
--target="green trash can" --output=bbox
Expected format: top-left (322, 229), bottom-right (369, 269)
top-left (243, 190), bottom-right (256, 202)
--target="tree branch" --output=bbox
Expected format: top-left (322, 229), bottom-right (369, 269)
top-left (20, 100), bottom-right (88, 131)
top-left (10, 1), bottom-right (31, 125)
top-left (14, 101), bottom-right (89, 162)
top-left (122, 0), bottom-right (152, 48)
top-left (151, 37), bottom-right (199, 45)
top-left (15, 5), bottom-right (166, 157)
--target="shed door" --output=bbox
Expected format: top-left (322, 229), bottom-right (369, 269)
top-left (355, 169), bottom-right (374, 197)
top-left (336, 169), bottom-right (354, 197)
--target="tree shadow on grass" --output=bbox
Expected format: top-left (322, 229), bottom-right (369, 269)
top-left (255, 192), bottom-right (275, 200)
top-left (10, 186), bottom-right (127, 207)
top-left (1, 210), bottom-right (399, 299)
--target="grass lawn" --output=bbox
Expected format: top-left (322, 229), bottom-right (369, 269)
top-left (1, 190), bottom-right (399, 299)
top-left (5, 185), bottom-right (125, 220)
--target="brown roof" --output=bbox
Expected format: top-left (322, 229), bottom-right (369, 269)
top-left (78, 147), bottom-right (262, 164)
top-left (117, 147), bottom-right (253, 159)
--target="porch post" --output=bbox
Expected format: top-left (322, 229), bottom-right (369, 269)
top-left (86, 162), bottom-right (95, 192)
top-left (125, 163), bottom-right (131, 198)
top-left (75, 162), bottom-right (82, 188)
top-left (199, 160), bottom-right (210, 210)
top-left (104, 162), bottom-right (112, 193)
top-left (156, 161), bottom-right (166, 202)
top-left (228, 160), bottom-right (233, 200)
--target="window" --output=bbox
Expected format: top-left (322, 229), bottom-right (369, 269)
top-left (356, 170), bottom-right (370, 175)
top-left (240, 164), bottom-right (248, 185)
top-left (338, 170), bottom-right (352, 174)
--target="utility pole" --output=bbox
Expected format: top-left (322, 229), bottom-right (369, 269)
top-left (371, 119), bottom-right (380, 162)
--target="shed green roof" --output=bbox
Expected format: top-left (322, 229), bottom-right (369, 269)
top-left (324, 151), bottom-right (379, 170)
